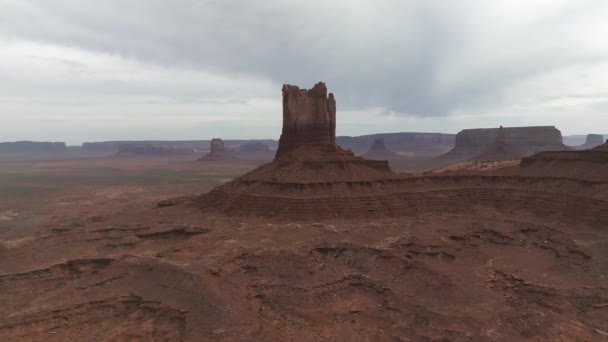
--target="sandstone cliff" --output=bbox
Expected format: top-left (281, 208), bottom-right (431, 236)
top-left (276, 82), bottom-right (336, 158)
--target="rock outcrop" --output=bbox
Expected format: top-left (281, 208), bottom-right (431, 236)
top-left (196, 82), bottom-right (407, 219)
top-left (199, 138), bottom-right (236, 161)
top-left (518, 139), bottom-right (608, 182)
top-left (438, 126), bottom-right (570, 163)
top-left (275, 83), bottom-right (336, 158)
top-left (361, 138), bottom-right (402, 161)
top-left (117, 144), bottom-right (195, 156)
top-left (575, 134), bottom-right (604, 150)
top-left (592, 140), bottom-right (608, 151)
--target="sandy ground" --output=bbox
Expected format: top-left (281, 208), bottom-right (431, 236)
top-left (0, 155), bottom-right (607, 341)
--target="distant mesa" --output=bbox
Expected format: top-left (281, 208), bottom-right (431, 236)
top-left (438, 126), bottom-right (570, 163)
top-left (337, 133), bottom-right (455, 157)
top-left (199, 138), bottom-right (237, 161)
top-left (575, 134), bottom-right (604, 150)
top-left (472, 126), bottom-right (524, 162)
top-left (361, 138), bottom-right (402, 160)
top-left (0, 141), bottom-right (66, 152)
top-left (117, 143), bottom-right (195, 156)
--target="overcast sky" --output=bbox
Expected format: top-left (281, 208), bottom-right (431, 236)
top-left (1, 0), bottom-right (607, 144)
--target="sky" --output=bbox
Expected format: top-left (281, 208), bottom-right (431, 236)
top-left (1, 0), bottom-right (607, 145)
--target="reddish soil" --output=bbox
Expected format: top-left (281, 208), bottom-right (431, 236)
top-left (1, 155), bottom-right (607, 341)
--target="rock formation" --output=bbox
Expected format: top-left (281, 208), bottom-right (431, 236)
top-left (196, 82), bottom-right (406, 219)
top-left (361, 138), bottom-right (402, 160)
top-left (0, 141), bottom-right (66, 152)
top-left (275, 83), bottom-right (336, 158)
top-left (337, 133), bottom-right (455, 157)
top-left (575, 134), bottom-right (604, 150)
top-left (199, 138), bottom-right (236, 161)
top-left (472, 126), bottom-right (524, 161)
top-left (117, 144), bottom-right (195, 156)
top-left (518, 138), bottom-right (608, 182)
top-left (438, 126), bottom-right (570, 163)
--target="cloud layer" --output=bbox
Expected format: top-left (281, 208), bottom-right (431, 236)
top-left (1, 0), bottom-right (607, 143)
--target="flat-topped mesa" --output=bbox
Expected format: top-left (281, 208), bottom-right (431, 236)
top-left (275, 82), bottom-right (336, 158)
top-left (439, 126), bottom-right (570, 163)
top-left (578, 134), bottom-right (605, 150)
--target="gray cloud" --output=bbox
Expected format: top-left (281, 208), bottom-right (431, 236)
top-left (2, 0), bottom-right (607, 117)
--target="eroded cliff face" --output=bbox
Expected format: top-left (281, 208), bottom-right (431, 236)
top-left (440, 126), bottom-right (570, 162)
top-left (117, 144), bottom-right (195, 156)
top-left (276, 82), bottom-right (336, 158)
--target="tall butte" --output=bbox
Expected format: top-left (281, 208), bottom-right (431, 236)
top-left (276, 82), bottom-right (336, 157)
top-left (195, 82), bottom-right (406, 219)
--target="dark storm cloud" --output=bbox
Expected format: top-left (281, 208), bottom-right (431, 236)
top-left (1, 0), bottom-right (607, 116)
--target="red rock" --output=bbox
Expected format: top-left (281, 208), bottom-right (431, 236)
top-left (439, 126), bottom-right (570, 163)
top-left (275, 82), bottom-right (336, 158)
top-left (576, 134), bottom-right (605, 150)
top-left (116, 144), bottom-right (195, 156)
top-left (361, 138), bottom-right (402, 161)
top-left (199, 138), bottom-right (236, 161)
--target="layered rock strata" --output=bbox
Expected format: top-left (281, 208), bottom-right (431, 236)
top-left (275, 83), bottom-right (336, 158)
top-left (439, 126), bottom-right (570, 163)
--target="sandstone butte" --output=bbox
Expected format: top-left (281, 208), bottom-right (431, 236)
top-left (194, 82), bottom-right (608, 220)
top-left (199, 138), bottom-right (236, 161)
top-left (2, 82), bottom-right (608, 341)
top-left (361, 138), bottom-right (402, 160)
